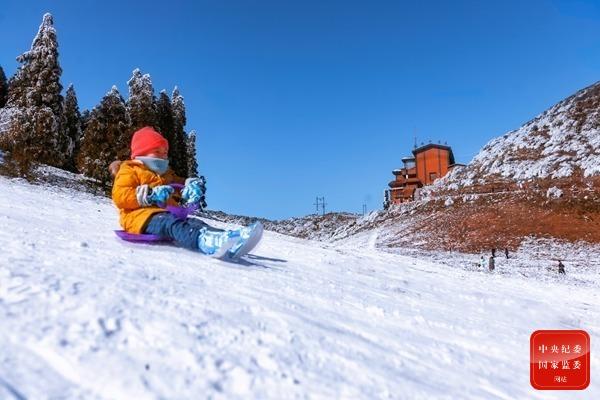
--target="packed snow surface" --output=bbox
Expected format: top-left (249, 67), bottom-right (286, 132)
top-left (0, 175), bottom-right (598, 399)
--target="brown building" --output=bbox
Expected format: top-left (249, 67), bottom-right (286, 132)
top-left (384, 143), bottom-right (461, 208)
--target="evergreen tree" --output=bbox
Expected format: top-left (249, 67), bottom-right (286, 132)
top-left (0, 66), bottom-right (7, 108)
top-left (0, 111), bottom-right (34, 177)
top-left (80, 109), bottom-right (92, 132)
top-left (171, 86), bottom-right (189, 176)
top-left (155, 90), bottom-right (176, 152)
top-left (77, 86), bottom-right (131, 188)
top-left (4, 13), bottom-right (67, 168)
top-left (127, 68), bottom-right (157, 131)
top-left (186, 129), bottom-right (198, 177)
top-left (0, 65), bottom-right (12, 140)
top-left (62, 84), bottom-right (82, 172)
top-left (6, 65), bottom-right (27, 110)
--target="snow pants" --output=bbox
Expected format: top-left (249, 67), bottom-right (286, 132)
top-left (144, 212), bottom-right (224, 250)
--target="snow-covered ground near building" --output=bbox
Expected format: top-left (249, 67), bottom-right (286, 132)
top-left (0, 175), bottom-right (598, 399)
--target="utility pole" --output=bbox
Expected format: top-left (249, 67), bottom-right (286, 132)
top-left (313, 196), bottom-right (327, 216)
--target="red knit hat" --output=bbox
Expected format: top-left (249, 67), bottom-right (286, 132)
top-left (130, 126), bottom-right (169, 159)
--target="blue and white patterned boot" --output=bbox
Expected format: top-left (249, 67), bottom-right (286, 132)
top-left (198, 229), bottom-right (240, 258)
top-left (228, 221), bottom-right (264, 260)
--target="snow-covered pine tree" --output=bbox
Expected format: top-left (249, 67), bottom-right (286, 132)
top-left (127, 68), bottom-right (157, 131)
top-left (5, 65), bottom-right (27, 110)
top-left (171, 86), bottom-right (189, 176)
top-left (62, 84), bottom-right (82, 172)
top-left (3, 13), bottom-right (67, 169)
top-left (0, 66), bottom-right (7, 108)
top-left (186, 129), bottom-right (198, 177)
top-left (155, 90), bottom-right (176, 155)
top-left (0, 65), bottom-right (9, 137)
top-left (0, 111), bottom-right (34, 177)
top-left (80, 109), bottom-right (91, 132)
top-left (0, 67), bottom-right (12, 139)
top-left (77, 86), bottom-right (131, 188)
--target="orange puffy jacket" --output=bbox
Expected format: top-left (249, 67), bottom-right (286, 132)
top-left (112, 160), bottom-right (185, 234)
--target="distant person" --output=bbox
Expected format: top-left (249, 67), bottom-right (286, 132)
top-left (489, 255), bottom-right (495, 271)
top-left (479, 256), bottom-right (487, 269)
top-left (558, 260), bottom-right (566, 274)
top-left (504, 248), bottom-right (509, 259)
top-left (492, 248), bottom-right (496, 258)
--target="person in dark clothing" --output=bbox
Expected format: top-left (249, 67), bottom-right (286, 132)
top-left (504, 248), bottom-right (509, 259)
top-left (492, 248), bottom-right (496, 258)
top-left (488, 255), bottom-right (495, 271)
top-left (558, 260), bottom-right (566, 274)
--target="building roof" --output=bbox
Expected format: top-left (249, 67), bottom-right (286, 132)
top-left (412, 143), bottom-right (455, 165)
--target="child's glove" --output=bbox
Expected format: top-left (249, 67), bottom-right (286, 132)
top-left (182, 177), bottom-right (207, 207)
top-left (136, 184), bottom-right (174, 207)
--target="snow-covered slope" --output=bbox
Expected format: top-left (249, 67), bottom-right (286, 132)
top-left (365, 82), bottom-right (600, 252)
top-left (0, 175), bottom-right (598, 399)
top-left (207, 210), bottom-right (360, 242)
top-left (443, 81), bottom-right (600, 187)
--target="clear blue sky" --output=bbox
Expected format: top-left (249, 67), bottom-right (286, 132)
top-left (2, 1), bottom-right (600, 219)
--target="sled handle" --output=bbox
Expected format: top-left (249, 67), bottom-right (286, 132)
top-left (158, 182), bottom-right (198, 220)
top-left (156, 183), bottom-right (184, 208)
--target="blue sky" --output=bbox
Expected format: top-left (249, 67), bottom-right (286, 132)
top-left (2, 0), bottom-right (600, 219)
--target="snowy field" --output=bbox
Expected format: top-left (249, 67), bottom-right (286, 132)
top-left (0, 175), bottom-right (598, 399)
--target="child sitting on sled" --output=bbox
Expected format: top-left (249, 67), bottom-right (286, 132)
top-left (111, 126), bottom-right (262, 259)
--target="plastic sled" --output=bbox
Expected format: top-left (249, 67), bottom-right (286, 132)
top-left (114, 230), bottom-right (173, 243)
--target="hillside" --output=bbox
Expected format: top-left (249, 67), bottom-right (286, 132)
top-left (206, 210), bottom-right (360, 241)
top-left (448, 81), bottom-right (600, 185)
top-left (323, 81), bottom-right (600, 253)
